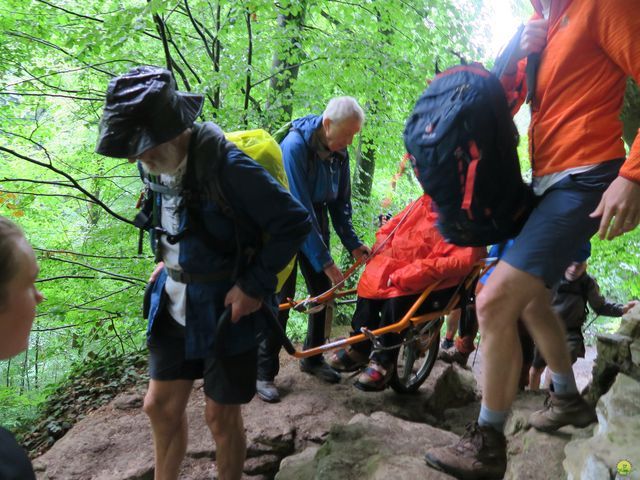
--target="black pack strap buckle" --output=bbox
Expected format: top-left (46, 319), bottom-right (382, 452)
top-left (153, 226), bottom-right (188, 245)
top-left (165, 266), bottom-right (232, 284)
top-left (145, 179), bottom-right (181, 196)
top-left (134, 211), bottom-right (151, 229)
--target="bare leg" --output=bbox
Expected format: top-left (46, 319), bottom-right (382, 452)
top-left (529, 366), bottom-right (544, 390)
top-left (476, 262), bottom-right (548, 411)
top-left (143, 379), bottom-right (194, 480)
top-left (445, 309), bottom-right (460, 340)
top-left (520, 292), bottom-right (573, 382)
top-left (205, 397), bottom-right (246, 480)
top-left (540, 368), bottom-right (548, 389)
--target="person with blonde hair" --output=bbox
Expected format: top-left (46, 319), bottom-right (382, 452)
top-left (0, 216), bottom-right (43, 479)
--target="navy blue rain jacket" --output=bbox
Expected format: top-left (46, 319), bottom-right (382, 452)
top-left (147, 122), bottom-right (311, 358)
top-left (281, 114), bottom-right (362, 272)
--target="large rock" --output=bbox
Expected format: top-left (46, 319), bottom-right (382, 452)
top-left (502, 391), bottom-right (593, 480)
top-left (32, 354), bottom-right (470, 479)
top-left (587, 311), bottom-right (640, 405)
top-left (564, 373), bottom-right (640, 480)
top-left (424, 363), bottom-right (478, 414)
top-left (275, 411), bottom-right (457, 480)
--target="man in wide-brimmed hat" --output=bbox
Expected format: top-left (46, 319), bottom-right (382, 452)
top-left (96, 66), bottom-right (310, 480)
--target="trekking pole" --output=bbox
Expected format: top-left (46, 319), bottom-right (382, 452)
top-left (471, 335), bottom-right (481, 367)
top-left (583, 314), bottom-right (601, 334)
top-left (214, 306), bottom-right (233, 358)
top-left (214, 304), bottom-right (296, 358)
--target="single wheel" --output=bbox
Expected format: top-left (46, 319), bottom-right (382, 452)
top-left (389, 317), bottom-right (442, 393)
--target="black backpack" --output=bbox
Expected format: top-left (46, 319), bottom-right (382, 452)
top-left (403, 53), bottom-right (534, 247)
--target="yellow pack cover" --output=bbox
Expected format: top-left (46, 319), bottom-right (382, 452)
top-left (225, 129), bottom-right (295, 292)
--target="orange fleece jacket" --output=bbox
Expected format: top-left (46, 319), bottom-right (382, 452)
top-left (502, 0), bottom-right (640, 183)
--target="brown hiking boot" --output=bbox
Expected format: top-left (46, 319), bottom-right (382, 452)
top-left (424, 422), bottom-right (506, 480)
top-left (528, 391), bottom-right (597, 432)
top-left (437, 347), bottom-right (471, 366)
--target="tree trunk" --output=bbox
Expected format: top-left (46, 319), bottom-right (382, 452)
top-left (34, 331), bottom-right (40, 389)
top-left (353, 7), bottom-right (391, 202)
top-left (621, 79), bottom-right (640, 147)
top-left (354, 126), bottom-right (376, 201)
top-left (5, 357), bottom-right (10, 387)
top-left (20, 350), bottom-right (29, 394)
top-left (266, 1), bottom-right (307, 128)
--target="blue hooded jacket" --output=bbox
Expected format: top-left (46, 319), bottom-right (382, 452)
top-left (146, 122), bottom-right (311, 358)
top-left (280, 114), bottom-right (363, 272)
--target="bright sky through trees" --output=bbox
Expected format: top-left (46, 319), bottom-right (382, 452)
top-left (483, 0), bottom-right (522, 58)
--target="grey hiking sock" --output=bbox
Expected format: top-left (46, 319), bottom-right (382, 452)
top-left (550, 369), bottom-right (578, 395)
top-left (478, 404), bottom-right (507, 433)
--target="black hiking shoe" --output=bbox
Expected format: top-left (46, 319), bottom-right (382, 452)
top-left (440, 337), bottom-right (455, 350)
top-left (528, 390), bottom-right (597, 432)
top-left (299, 358), bottom-right (341, 384)
top-left (326, 346), bottom-right (368, 372)
top-left (256, 380), bottom-right (280, 403)
top-left (424, 422), bottom-right (507, 480)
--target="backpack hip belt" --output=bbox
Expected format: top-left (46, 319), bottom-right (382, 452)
top-left (165, 266), bottom-right (233, 284)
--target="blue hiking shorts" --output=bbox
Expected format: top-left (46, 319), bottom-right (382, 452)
top-left (502, 159), bottom-right (623, 287)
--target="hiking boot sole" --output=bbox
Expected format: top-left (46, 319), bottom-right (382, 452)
top-left (353, 380), bottom-right (387, 392)
top-left (256, 391), bottom-right (280, 403)
top-left (530, 414), bottom-right (596, 432)
top-left (425, 452), bottom-right (503, 480)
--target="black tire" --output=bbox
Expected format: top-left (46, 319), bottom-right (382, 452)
top-left (389, 318), bottom-right (442, 393)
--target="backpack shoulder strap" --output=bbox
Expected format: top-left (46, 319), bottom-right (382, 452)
top-left (184, 122), bottom-right (234, 217)
top-left (185, 123), bottom-right (262, 277)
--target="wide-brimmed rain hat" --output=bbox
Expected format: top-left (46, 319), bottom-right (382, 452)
top-left (96, 66), bottom-right (203, 158)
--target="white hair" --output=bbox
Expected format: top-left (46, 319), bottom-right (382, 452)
top-left (323, 96), bottom-right (365, 125)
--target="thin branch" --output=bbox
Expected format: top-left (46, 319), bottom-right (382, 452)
top-left (2, 129), bottom-right (54, 164)
top-left (163, 22), bottom-right (202, 83)
top-left (31, 319), bottom-right (96, 332)
top-left (243, 10), bottom-right (253, 115)
top-left (34, 0), bottom-right (104, 23)
top-left (151, 11), bottom-right (173, 71)
top-left (251, 56), bottom-right (326, 88)
top-left (6, 31), bottom-right (112, 76)
top-left (0, 146), bottom-right (136, 226)
top-left (0, 178), bottom-right (74, 188)
top-left (73, 175), bottom-right (138, 181)
top-left (240, 87), bottom-right (262, 113)
top-left (34, 247), bottom-right (150, 260)
top-left (0, 189), bottom-right (98, 204)
top-left (5, 61), bottom-right (133, 88)
top-left (37, 275), bottom-right (137, 284)
top-left (48, 256), bottom-right (146, 284)
top-left (184, 0), bottom-right (214, 61)
top-left (36, 285), bottom-right (137, 318)
top-left (111, 316), bottom-right (126, 354)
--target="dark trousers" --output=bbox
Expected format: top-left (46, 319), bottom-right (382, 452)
top-left (350, 287), bottom-right (456, 366)
top-left (257, 254), bottom-right (331, 381)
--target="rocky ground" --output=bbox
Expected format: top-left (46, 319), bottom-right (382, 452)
top-left (31, 343), bottom-right (597, 480)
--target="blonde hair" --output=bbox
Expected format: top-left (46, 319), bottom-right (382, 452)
top-left (0, 216), bottom-right (25, 309)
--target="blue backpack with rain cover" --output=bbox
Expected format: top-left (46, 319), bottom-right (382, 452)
top-left (403, 30), bottom-right (534, 247)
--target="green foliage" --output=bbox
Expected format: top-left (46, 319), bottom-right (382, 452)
top-left (0, 0), bottom-right (637, 451)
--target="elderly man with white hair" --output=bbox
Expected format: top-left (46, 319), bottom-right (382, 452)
top-left (256, 97), bottom-right (371, 402)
